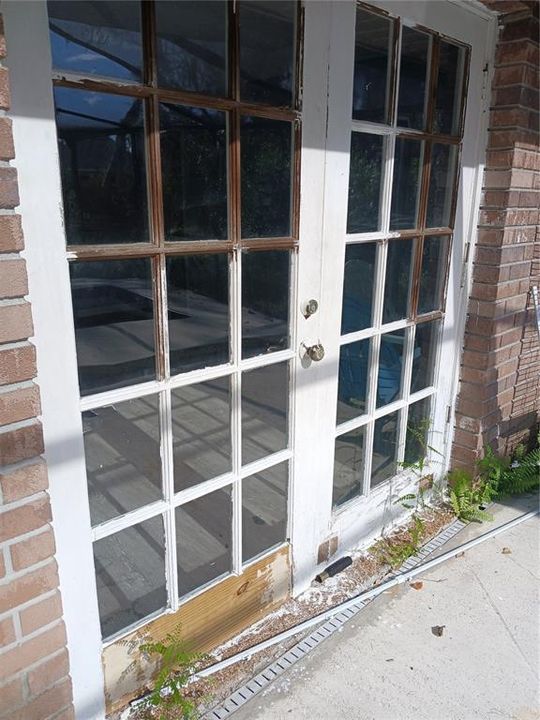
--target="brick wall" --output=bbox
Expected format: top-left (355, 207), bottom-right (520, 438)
top-left (453, 2), bottom-right (540, 467)
top-left (0, 16), bottom-right (74, 720)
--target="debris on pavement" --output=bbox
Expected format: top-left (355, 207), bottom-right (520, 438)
top-left (431, 625), bottom-right (446, 637)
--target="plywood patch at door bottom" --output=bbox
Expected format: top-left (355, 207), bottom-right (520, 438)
top-left (103, 545), bottom-right (291, 715)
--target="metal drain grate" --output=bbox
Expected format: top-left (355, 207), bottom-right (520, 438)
top-left (202, 517), bottom-right (467, 719)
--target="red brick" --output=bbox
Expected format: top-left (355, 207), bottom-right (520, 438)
top-left (27, 648), bottom-right (69, 697)
top-left (0, 677), bottom-right (24, 717)
top-left (0, 215), bottom-right (24, 253)
top-left (0, 67), bottom-right (10, 111)
top-left (11, 677), bottom-right (72, 720)
top-left (0, 495), bottom-right (51, 544)
top-left (0, 302), bottom-right (33, 343)
top-left (0, 117), bottom-right (14, 161)
top-left (51, 706), bottom-right (76, 720)
top-left (0, 615), bottom-right (15, 646)
top-left (0, 166), bottom-right (18, 209)
top-left (20, 591), bottom-right (63, 637)
top-left (0, 384), bottom-right (41, 426)
top-left (0, 258), bottom-right (28, 298)
top-left (0, 460), bottom-right (48, 503)
top-left (11, 526), bottom-right (55, 572)
top-left (0, 344), bottom-right (36, 386)
top-left (0, 422), bottom-right (44, 466)
top-left (0, 560), bottom-right (58, 617)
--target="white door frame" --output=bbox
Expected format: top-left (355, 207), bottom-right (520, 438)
top-left (291, 0), bottom-right (497, 595)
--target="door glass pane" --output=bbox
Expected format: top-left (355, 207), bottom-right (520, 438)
top-left (426, 144), bottom-right (458, 229)
top-left (160, 104), bottom-right (227, 241)
top-left (404, 396), bottom-right (432, 466)
top-left (167, 254), bottom-right (229, 375)
top-left (341, 243), bottom-right (376, 334)
top-left (372, 411), bottom-right (399, 488)
top-left (48, 0), bottom-right (142, 82)
top-left (434, 41), bottom-right (466, 136)
top-left (94, 516), bottom-right (166, 639)
top-left (390, 138), bottom-right (423, 230)
top-left (172, 377), bottom-right (231, 493)
top-left (239, 1), bottom-right (295, 106)
top-left (242, 461), bottom-right (288, 564)
top-left (333, 427), bottom-right (365, 507)
top-left (155, 1), bottom-right (227, 96)
top-left (418, 236), bottom-right (449, 314)
top-left (83, 396), bottom-right (162, 526)
top-left (382, 239), bottom-right (413, 324)
top-left (242, 362), bottom-right (288, 465)
top-left (337, 339), bottom-right (370, 424)
top-left (242, 251), bottom-right (290, 358)
top-left (347, 133), bottom-right (383, 234)
top-left (70, 259), bottom-right (155, 396)
top-left (241, 116), bottom-right (292, 238)
top-left (412, 320), bottom-right (440, 393)
top-left (176, 486), bottom-right (232, 597)
top-left (54, 89), bottom-right (148, 245)
top-left (377, 329), bottom-right (405, 408)
top-left (397, 27), bottom-right (430, 131)
top-left (352, 7), bottom-right (393, 123)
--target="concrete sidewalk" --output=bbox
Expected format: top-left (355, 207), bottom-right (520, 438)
top-left (233, 501), bottom-right (539, 720)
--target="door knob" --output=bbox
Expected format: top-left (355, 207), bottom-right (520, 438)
top-left (303, 342), bottom-right (325, 362)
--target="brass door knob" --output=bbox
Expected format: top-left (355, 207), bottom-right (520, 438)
top-left (304, 343), bottom-right (325, 362)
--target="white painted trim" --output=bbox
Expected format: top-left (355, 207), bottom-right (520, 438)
top-left (2, 2), bottom-right (105, 718)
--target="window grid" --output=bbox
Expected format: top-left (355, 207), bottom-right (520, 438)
top-left (52, 0), bottom-right (301, 639)
top-left (335, 3), bottom-right (470, 507)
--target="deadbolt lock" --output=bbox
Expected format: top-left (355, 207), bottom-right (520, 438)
top-left (304, 342), bottom-right (325, 362)
top-left (302, 299), bottom-right (319, 318)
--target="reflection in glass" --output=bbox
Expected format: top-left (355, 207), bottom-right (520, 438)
top-left (48, 0), bottom-right (142, 81)
top-left (155, 1), bottom-right (227, 96)
top-left (241, 116), bottom-right (292, 238)
top-left (83, 396), bottom-right (162, 526)
top-left (390, 138), bottom-right (423, 230)
top-left (347, 133), bottom-right (383, 234)
top-left (426, 144), bottom-right (458, 228)
top-left (242, 462), bottom-right (288, 563)
top-left (242, 251), bottom-right (290, 358)
top-left (333, 427), bottom-right (365, 507)
top-left (337, 340), bottom-right (370, 424)
top-left (242, 362), bottom-right (288, 465)
top-left (372, 411), bottom-right (399, 487)
top-left (167, 254), bottom-right (229, 375)
top-left (94, 516), bottom-right (166, 638)
top-left (377, 330), bottom-right (405, 408)
top-left (70, 259), bottom-right (155, 396)
top-left (240, 1), bottom-right (295, 106)
top-left (412, 321), bottom-right (440, 393)
top-left (404, 397), bottom-right (432, 466)
top-left (435, 41), bottom-right (466, 136)
top-left (383, 239), bottom-right (413, 324)
top-left (172, 377), bottom-right (231, 492)
top-left (418, 236), bottom-right (449, 314)
top-left (176, 486), bottom-right (232, 597)
top-left (160, 104), bottom-right (227, 241)
top-left (397, 27), bottom-right (430, 130)
top-left (55, 88), bottom-right (148, 245)
top-left (352, 8), bottom-right (392, 123)
top-left (341, 243), bottom-right (376, 334)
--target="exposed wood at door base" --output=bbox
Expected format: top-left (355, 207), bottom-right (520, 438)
top-left (102, 545), bottom-right (291, 715)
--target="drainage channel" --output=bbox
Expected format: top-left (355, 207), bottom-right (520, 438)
top-left (202, 517), bottom-right (470, 719)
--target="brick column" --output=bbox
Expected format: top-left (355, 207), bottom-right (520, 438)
top-left (453, 4), bottom-right (540, 468)
top-left (0, 16), bottom-right (74, 720)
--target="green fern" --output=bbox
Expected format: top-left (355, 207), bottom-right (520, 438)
top-left (448, 469), bottom-right (493, 523)
top-left (499, 447), bottom-right (540, 495)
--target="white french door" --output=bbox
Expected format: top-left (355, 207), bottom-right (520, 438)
top-left (291, 0), bottom-right (493, 588)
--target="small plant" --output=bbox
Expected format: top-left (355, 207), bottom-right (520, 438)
top-left (139, 629), bottom-right (207, 720)
top-left (447, 468), bottom-right (494, 523)
top-left (375, 515), bottom-right (426, 569)
top-left (399, 417), bottom-right (442, 478)
top-left (494, 433), bottom-right (540, 496)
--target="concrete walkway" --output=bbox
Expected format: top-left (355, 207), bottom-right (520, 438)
top-left (233, 500), bottom-right (539, 720)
